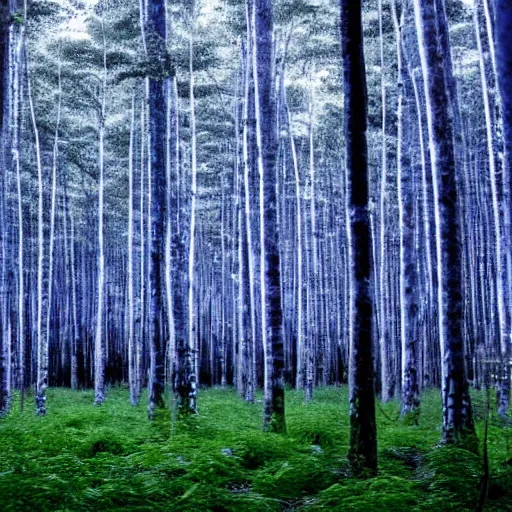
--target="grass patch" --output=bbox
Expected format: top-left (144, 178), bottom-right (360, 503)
top-left (0, 387), bottom-right (510, 511)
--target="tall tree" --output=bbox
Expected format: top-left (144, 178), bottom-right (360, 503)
top-left (127, 94), bottom-right (136, 406)
top-left (28, 55), bottom-right (48, 415)
top-left (377, 0), bottom-right (391, 403)
top-left (341, 0), bottom-right (377, 476)
top-left (93, 16), bottom-right (107, 406)
top-left (495, 0), bottom-right (512, 417)
top-left (413, 0), bottom-right (476, 446)
top-left (0, 0), bottom-right (13, 416)
top-left (252, 0), bottom-right (286, 433)
top-left (146, 0), bottom-right (168, 419)
top-left (393, 0), bottom-right (421, 423)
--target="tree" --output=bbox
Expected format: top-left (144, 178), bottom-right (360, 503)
top-left (0, 0), bottom-right (13, 416)
top-left (341, 0), bottom-right (377, 476)
top-left (127, 93), bottom-right (136, 406)
top-left (28, 50), bottom-right (48, 415)
top-left (252, 0), bottom-right (286, 433)
top-left (93, 14), bottom-right (107, 406)
top-left (413, 0), bottom-right (476, 446)
top-left (392, 0), bottom-right (421, 423)
top-left (146, 0), bottom-right (168, 419)
top-left (495, 0), bottom-right (512, 417)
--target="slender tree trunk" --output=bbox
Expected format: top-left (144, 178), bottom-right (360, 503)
top-left (170, 68), bottom-right (196, 414)
top-left (188, 31), bottom-right (198, 394)
top-left (128, 94), bottom-right (137, 406)
top-left (165, 78), bottom-right (177, 392)
top-left (68, 190), bottom-right (79, 390)
top-left (138, 101), bottom-right (145, 401)
top-left (393, 1), bottom-right (421, 423)
top-left (413, 0), bottom-right (477, 447)
top-left (13, 14), bottom-right (23, 402)
top-left (94, 20), bottom-right (107, 405)
top-left (242, 10), bottom-right (258, 397)
top-left (46, 54), bottom-right (62, 399)
top-left (378, 0), bottom-right (391, 403)
top-left (252, 0), bottom-right (286, 433)
top-left (28, 57), bottom-right (48, 415)
top-left (287, 107), bottom-right (304, 394)
top-left (306, 68), bottom-right (317, 400)
top-left (0, 1), bottom-right (11, 415)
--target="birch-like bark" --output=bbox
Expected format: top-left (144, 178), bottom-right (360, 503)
top-left (287, 107), bottom-right (304, 394)
top-left (128, 94), bottom-right (137, 405)
top-left (240, 14), bottom-right (257, 400)
top-left (378, 0), bottom-right (391, 403)
top-left (242, 6), bottom-right (258, 397)
top-left (94, 18), bottom-right (107, 405)
top-left (68, 191), bottom-right (79, 390)
top-left (0, 0), bottom-right (16, 415)
top-left (165, 77), bottom-right (178, 392)
top-left (27, 57), bottom-right (48, 415)
top-left (393, 1), bottom-right (421, 422)
top-left (46, 54), bottom-right (62, 398)
top-left (13, 14), bottom-right (23, 400)
top-left (411, 68), bottom-right (435, 391)
top-left (188, 31), bottom-right (198, 393)
top-left (138, 102), bottom-right (145, 401)
top-left (413, 0), bottom-right (476, 446)
top-left (306, 68), bottom-right (316, 400)
top-left (219, 172), bottom-right (227, 387)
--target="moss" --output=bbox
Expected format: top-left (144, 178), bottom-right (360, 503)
top-left (0, 387), bottom-right (510, 511)
top-left (401, 407), bottom-right (421, 426)
top-left (307, 477), bottom-right (419, 511)
top-left (12, 11), bottom-right (24, 24)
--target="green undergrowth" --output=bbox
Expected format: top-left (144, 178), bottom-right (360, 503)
top-left (0, 386), bottom-right (511, 511)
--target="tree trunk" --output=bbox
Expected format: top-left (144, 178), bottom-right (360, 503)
top-left (147, 0), bottom-right (168, 419)
top-left (28, 56), bottom-right (48, 415)
top-left (128, 94), bottom-right (137, 405)
top-left (413, 0), bottom-right (477, 447)
top-left (495, 0), bottom-right (512, 417)
top-left (93, 20), bottom-right (107, 405)
top-left (341, 0), bottom-right (378, 476)
top-left (188, 32), bottom-right (198, 396)
top-left (393, 1), bottom-right (421, 423)
top-left (252, 0), bottom-right (286, 433)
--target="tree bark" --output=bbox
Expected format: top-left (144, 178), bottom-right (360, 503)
top-left (413, 0), bottom-right (477, 446)
top-left (147, 0), bottom-right (167, 419)
top-left (493, 0), bottom-right (512, 416)
top-left (252, 0), bottom-right (286, 433)
top-left (341, 0), bottom-right (377, 476)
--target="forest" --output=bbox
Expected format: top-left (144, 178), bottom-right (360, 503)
top-left (0, 0), bottom-right (512, 510)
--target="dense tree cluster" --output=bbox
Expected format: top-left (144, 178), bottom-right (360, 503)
top-left (1, 0), bottom-right (511, 476)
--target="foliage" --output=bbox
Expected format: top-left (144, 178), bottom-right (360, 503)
top-left (0, 387), bottom-right (511, 511)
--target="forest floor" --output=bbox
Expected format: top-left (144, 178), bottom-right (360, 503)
top-left (0, 387), bottom-right (511, 512)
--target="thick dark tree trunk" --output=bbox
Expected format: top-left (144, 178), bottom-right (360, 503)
top-left (341, 0), bottom-right (377, 476)
top-left (495, 0), bottom-right (512, 417)
top-left (147, 0), bottom-right (167, 420)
